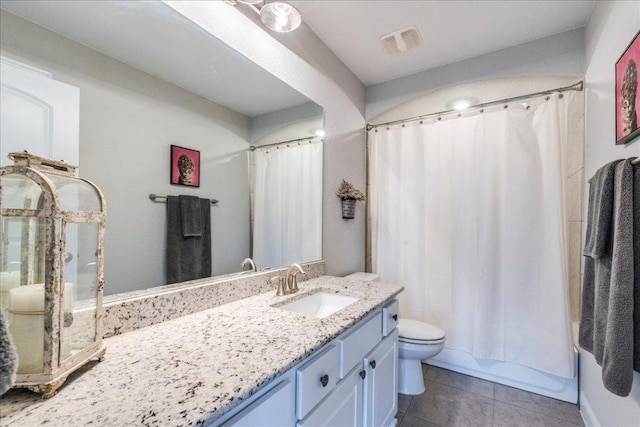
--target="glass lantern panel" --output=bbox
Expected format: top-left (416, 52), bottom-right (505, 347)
top-left (43, 173), bottom-right (102, 212)
top-left (0, 173), bottom-right (45, 210)
top-left (1, 216), bottom-right (47, 375)
top-left (60, 222), bottom-right (98, 363)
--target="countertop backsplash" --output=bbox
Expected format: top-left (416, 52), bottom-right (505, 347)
top-left (101, 261), bottom-right (325, 338)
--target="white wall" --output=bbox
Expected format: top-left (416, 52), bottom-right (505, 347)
top-left (0, 11), bottom-right (252, 295)
top-left (580, 2), bottom-right (640, 426)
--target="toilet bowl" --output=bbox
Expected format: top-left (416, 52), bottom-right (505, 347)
top-left (344, 272), bottom-right (446, 395)
top-left (397, 318), bottom-right (445, 395)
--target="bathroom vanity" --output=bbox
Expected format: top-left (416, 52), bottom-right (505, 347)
top-left (0, 276), bottom-right (403, 426)
top-left (220, 298), bottom-right (400, 426)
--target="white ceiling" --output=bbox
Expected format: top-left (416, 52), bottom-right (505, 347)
top-left (0, 0), bottom-right (312, 117)
top-left (1, 0), bottom-right (596, 115)
top-left (290, 0), bottom-right (596, 86)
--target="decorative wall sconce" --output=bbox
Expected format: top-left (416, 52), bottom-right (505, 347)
top-left (336, 179), bottom-right (366, 219)
top-left (0, 151), bottom-right (106, 397)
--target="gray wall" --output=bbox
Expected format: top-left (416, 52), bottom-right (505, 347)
top-left (366, 28), bottom-right (585, 120)
top-left (249, 102), bottom-right (323, 144)
top-left (580, 1), bottom-right (640, 425)
top-left (0, 12), bottom-right (252, 295)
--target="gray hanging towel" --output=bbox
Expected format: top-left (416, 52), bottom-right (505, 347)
top-left (579, 158), bottom-right (636, 397)
top-left (579, 160), bottom-right (621, 357)
top-left (0, 309), bottom-right (17, 396)
top-left (633, 162), bottom-right (640, 375)
top-left (166, 196), bottom-right (211, 284)
top-left (179, 195), bottom-right (203, 237)
top-left (583, 160), bottom-right (621, 258)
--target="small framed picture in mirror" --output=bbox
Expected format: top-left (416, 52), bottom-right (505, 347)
top-left (615, 30), bottom-right (639, 145)
top-left (170, 145), bottom-right (200, 187)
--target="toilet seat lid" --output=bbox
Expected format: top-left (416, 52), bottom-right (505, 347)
top-left (398, 319), bottom-right (445, 341)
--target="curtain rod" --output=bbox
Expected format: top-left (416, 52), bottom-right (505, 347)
top-left (366, 81), bottom-right (584, 131)
top-left (249, 136), bottom-right (321, 151)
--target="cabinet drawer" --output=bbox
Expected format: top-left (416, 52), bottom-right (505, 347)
top-left (296, 344), bottom-right (340, 420)
top-left (339, 311), bottom-right (382, 378)
top-left (297, 366), bottom-right (363, 427)
top-left (223, 379), bottom-right (295, 426)
top-left (382, 300), bottom-right (399, 336)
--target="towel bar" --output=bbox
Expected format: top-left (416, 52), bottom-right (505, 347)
top-left (148, 193), bottom-right (219, 204)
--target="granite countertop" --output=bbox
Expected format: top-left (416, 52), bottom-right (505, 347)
top-left (0, 276), bottom-right (403, 426)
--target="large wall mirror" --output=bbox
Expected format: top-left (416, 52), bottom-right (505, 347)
top-left (0, 1), bottom-right (324, 296)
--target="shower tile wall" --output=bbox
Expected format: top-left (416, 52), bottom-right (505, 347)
top-left (566, 92), bottom-right (585, 326)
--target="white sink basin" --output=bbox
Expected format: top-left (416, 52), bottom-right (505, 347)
top-left (278, 292), bottom-right (359, 318)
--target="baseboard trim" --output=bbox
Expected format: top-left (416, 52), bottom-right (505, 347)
top-left (579, 391), bottom-right (599, 427)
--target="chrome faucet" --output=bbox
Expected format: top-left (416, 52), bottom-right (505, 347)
top-left (286, 263), bottom-right (305, 293)
top-left (241, 258), bottom-right (257, 272)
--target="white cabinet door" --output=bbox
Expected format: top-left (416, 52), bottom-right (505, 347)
top-left (0, 57), bottom-right (80, 167)
top-left (364, 329), bottom-right (398, 427)
top-left (223, 379), bottom-right (295, 427)
top-left (298, 367), bottom-right (363, 427)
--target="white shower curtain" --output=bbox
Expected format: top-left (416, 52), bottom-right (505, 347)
top-left (370, 94), bottom-right (575, 378)
top-left (253, 142), bottom-right (323, 269)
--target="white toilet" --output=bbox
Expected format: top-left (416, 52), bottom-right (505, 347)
top-left (344, 272), bottom-right (446, 395)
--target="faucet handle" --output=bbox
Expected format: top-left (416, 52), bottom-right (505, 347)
top-left (272, 276), bottom-right (287, 296)
top-left (285, 263), bottom-right (305, 293)
top-left (288, 273), bottom-right (300, 293)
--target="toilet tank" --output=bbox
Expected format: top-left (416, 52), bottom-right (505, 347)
top-left (344, 272), bottom-right (379, 282)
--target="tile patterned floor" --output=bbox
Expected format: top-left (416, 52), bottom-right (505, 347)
top-left (397, 364), bottom-right (584, 427)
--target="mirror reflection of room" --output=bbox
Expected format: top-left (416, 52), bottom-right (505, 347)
top-left (0, 1), bottom-right (324, 296)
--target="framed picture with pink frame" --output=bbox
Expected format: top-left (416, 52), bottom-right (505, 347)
top-left (615, 30), bottom-right (640, 145)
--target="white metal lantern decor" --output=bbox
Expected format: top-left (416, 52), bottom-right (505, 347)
top-left (0, 151), bottom-right (106, 397)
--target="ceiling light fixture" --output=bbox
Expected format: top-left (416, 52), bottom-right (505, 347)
top-left (260, 2), bottom-right (302, 33)
top-left (313, 128), bottom-right (326, 137)
top-left (447, 97), bottom-right (479, 111)
top-left (228, 1), bottom-right (302, 33)
top-left (453, 100), bottom-right (471, 111)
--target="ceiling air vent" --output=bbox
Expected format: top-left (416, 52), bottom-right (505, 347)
top-left (380, 26), bottom-right (421, 55)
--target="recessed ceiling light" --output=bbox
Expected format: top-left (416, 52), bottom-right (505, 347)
top-left (453, 100), bottom-right (471, 110)
top-left (314, 128), bottom-right (325, 137)
top-left (447, 97), bottom-right (478, 111)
